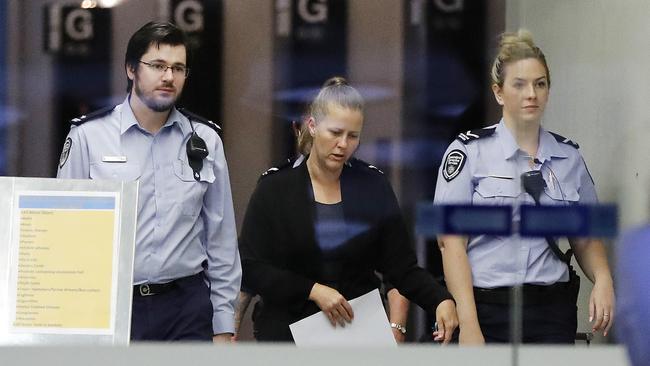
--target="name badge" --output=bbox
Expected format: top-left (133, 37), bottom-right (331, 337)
top-left (488, 174), bottom-right (514, 180)
top-left (102, 156), bottom-right (127, 163)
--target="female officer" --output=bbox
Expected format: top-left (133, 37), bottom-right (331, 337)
top-left (239, 77), bottom-right (457, 343)
top-left (434, 30), bottom-right (614, 344)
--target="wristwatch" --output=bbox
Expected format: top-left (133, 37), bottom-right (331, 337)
top-left (390, 322), bottom-right (406, 334)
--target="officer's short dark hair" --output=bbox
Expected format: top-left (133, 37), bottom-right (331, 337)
top-left (124, 21), bottom-right (190, 92)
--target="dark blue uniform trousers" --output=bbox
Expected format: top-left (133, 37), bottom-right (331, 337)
top-left (477, 301), bottom-right (577, 344)
top-left (130, 274), bottom-right (213, 341)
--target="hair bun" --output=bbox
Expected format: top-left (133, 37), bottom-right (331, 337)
top-left (323, 76), bottom-right (348, 88)
top-left (499, 29), bottom-right (535, 49)
top-left (491, 28), bottom-right (549, 88)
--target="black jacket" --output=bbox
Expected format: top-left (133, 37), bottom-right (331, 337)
top-left (239, 157), bottom-right (452, 341)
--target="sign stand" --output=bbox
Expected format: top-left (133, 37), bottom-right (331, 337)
top-left (0, 177), bottom-right (138, 345)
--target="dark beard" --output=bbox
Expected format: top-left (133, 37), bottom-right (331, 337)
top-left (134, 82), bottom-right (177, 112)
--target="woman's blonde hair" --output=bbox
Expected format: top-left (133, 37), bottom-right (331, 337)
top-left (297, 76), bottom-right (364, 155)
top-left (491, 29), bottom-right (550, 88)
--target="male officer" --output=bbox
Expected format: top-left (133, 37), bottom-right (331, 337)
top-left (57, 21), bottom-right (240, 342)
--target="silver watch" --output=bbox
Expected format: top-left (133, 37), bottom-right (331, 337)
top-left (390, 322), bottom-right (406, 334)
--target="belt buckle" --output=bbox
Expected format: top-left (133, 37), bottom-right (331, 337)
top-left (139, 284), bottom-right (154, 296)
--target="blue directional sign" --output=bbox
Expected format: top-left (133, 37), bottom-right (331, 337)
top-left (416, 203), bottom-right (618, 238)
top-left (416, 204), bottom-right (512, 237)
top-left (520, 204), bottom-right (618, 238)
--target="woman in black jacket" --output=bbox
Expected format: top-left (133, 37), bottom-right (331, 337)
top-left (239, 77), bottom-right (457, 343)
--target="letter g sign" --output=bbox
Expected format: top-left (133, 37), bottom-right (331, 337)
top-left (64, 8), bottom-right (93, 41)
top-left (174, 0), bottom-right (204, 33)
top-left (298, 0), bottom-right (328, 23)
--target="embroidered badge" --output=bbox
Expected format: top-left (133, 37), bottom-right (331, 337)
top-left (442, 149), bottom-right (466, 182)
top-left (59, 137), bottom-right (72, 168)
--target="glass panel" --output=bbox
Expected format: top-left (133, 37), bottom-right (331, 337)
top-left (2, 1), bottom-right (643, 364)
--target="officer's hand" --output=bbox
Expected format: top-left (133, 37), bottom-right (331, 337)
top-left (433, 299), bottom-right (458, 344)
top-left (458, 325), bottom-right (485, 345)
top-left (213, 333), bottom-right (233, 343)
top-left (589, 278), bottom-right (615, 336)
top-left (309, 283), bottom-right (353, 327)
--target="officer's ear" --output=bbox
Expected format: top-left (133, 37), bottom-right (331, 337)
top-left (492, 83), bottom-right (504, 106)
top-left (126, 63), bottom-right (136, 82)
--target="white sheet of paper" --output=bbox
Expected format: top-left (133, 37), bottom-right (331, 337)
top-left (289, 289), bottom-right (397, 347)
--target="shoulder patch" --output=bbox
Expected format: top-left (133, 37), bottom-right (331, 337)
top-left (549, 132), bottom-right (579, 149)
top-left (59, 137), bottom-right (72, 168)
top-left (455, 126), bottom-right (497, 145)
top-left (70, 105), bottom-right (116, 126)
top-left (442, 149), bottom-right (467, 182)
top-left (178, 108), bottom-right (222, 135)
top-left (349, 158), bottom-right (384, 175)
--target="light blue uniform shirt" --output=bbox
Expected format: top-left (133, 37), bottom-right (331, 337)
top-left (434, 119), bottom-right (597, 288)
top-left (57, 97), bottom-right (241, 334)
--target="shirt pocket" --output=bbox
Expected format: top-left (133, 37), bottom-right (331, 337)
top-left (172, 159), bottom-right (216, 217)
top-left (474, 176), bottom-right (520, 205)
top-left (89, 162), bottom-right (141, 181)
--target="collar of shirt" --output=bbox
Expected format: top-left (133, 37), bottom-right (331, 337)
top-left (496, 119), bottom-right (569, 163)
top-left (118, 96), bottom-right (188, 136)
top-left (495, 119), bottom-right (520, 161)
top-left (537, 127), bottom-right (569, 163)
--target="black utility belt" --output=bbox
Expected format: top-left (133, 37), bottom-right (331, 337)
top-left (134, 272), bottom-right (204, 297)
top-left (474, 279), bottom-right (578, 306)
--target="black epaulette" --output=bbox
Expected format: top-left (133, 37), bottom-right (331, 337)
top-left (549, 132), bottom-right (580, 149)
top-left (70, 105), bottom-right (116, 126)
top-left (178, 107), bottom-right (222, 135)
top-left (348, 158), bottom-right (384, 175)
top-left (455, 126), bottom-right (497, 144)
top-left (259, 158), bottom-right (294, 180)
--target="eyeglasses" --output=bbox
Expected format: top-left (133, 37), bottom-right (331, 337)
top-left (139, 60), bottom-right (190, 77)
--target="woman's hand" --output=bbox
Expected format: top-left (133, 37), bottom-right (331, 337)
top-left (589, 278), bottom-right (615, 336)
top-left (387, 288), bottom-right (409, 343)
top-left (309, 283), bottom-right (354, 326)
top-left (458, 325), bottom-right (485, 345)
top-left (570, 237), bottom-right (615, 337)
top-left (432, 299), bottom-right (459, 344)
top-left (438, 235), bottom-right (484, 345)
top-left (391, 327), bottom-right (406, 343)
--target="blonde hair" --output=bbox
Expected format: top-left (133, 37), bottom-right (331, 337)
top-left (297, 76), bottom-right (364, 155)
top-left (491, 29), bottom-right (550, 88)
